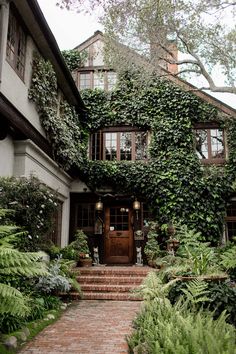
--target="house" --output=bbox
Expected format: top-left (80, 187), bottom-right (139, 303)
top-left (69, 31), bottom-right (236, 265)
top-left (0, 0), bottom-right (86, 247)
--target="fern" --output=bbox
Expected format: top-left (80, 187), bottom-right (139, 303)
top-left (181, 280), bottom-right (211, 307)
top-left (220, 245), bottom-right (236, 270)
top-left (0, 209), bottom-right (48, 317)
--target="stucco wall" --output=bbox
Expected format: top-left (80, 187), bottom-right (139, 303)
top-left (13, 140), bottom-right (72, 246)
top-left (0, 135), bottom-right (14, 177)
top-left (1, 37), bottom-right (45, 136)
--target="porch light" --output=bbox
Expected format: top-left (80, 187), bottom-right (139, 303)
top-left (133, 198), bottom-right (141, 211)
top-left (95, 197), bottom-right (103, 211)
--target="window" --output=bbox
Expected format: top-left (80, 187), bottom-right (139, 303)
top-left (90, 129), bottom-right (148, 161)
top-left (79, 72), bottom-right (91, 89)
top-left (6, 6), bottom-right (26, 80)
top-left (194, 127), bottom-right (225, 162)
top-left (107, 72), bottom-right (117, 91)
top-left (77, 203), bottom-right (95, 232)
top-left (94, 72), bottom-right (104, 89)
top-left (226, 200), bottom-right (236, 241)
top-left (47, 202), bottom-right (63, 246)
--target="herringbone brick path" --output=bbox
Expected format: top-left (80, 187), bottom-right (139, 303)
top-left (19, 300), bottom-right (141, 354)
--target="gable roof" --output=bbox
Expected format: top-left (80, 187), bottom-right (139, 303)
top-left (74, 31), bottom-right (236, 117)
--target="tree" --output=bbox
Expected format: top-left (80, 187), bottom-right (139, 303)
top-left (56, 0), bottom-right (236, 94)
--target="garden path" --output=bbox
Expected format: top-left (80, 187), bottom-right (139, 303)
top-left (19, 300), bottom-right (141, 354)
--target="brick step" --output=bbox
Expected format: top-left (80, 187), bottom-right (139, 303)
top-left (75, 266), bottom-right (151, 277)
top-left (77, 275), bottom-right (145, 285)
top-left (82, 292), bottom-right (142, 301)
top-left (80, 284), bottom-right (137, 293)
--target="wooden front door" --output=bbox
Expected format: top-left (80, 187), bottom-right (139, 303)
top-left (104, 206), bottom-right (133, 264)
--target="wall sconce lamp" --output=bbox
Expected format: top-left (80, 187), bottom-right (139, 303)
top-left (133, 198), bottom-right (141, 219)
top-left (95, 197), bottom-right (103, 211)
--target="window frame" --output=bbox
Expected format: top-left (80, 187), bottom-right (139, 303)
top-left (194, 123), bottom-right (226, 164)
top-left (225, 199), bottom-right (236, 242)
top-left (90, 127), bottom-right (149, 161)
top-left (6, 5), bottom-right (26, 80)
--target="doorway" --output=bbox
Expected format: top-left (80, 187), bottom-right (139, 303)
top-left (104, 206), bottom-right (133, 264)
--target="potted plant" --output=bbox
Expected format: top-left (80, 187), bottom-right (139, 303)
top-left (74, 229), bottom-right (92, 267)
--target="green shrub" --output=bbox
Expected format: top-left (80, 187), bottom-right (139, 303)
top-left (128, 299), bottom-right (236, 354)
top-left (0, 176), bottom-right (58, 251)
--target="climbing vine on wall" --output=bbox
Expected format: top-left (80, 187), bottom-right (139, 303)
top-left (28, 52), bottom-right (87, 170)
top-left (29, 55), bottom-right (236, 243)
top-left (80, 76), bottom-right (236, 243)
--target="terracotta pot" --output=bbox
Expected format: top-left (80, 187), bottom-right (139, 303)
top-left (78, 258), bottom-right (93, 267)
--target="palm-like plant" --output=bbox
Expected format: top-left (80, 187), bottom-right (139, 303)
top-left (0, 209), bottom-right (47, 317)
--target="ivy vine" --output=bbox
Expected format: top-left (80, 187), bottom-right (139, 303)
top-left (29, 55), bottom-right (236, 243)
top-left (28, 52), bottom-right (87, 170)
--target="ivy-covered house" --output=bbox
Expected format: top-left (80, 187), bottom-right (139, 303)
top-left (1, 3), bottom-right (236, 266)
top-left (67, 31), bottom-right (236, 265)
top-left (0, 0), bottom-right (86, 247)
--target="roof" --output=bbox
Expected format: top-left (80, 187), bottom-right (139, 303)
top-left (74, 31), bottom-right (236, 117)
top-left (13, 0), bottom-right (86, 113)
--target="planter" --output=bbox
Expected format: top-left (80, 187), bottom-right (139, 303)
top-left (78, 258), bottom-right (93, 267)
top-left (172, 274), bottom-right (228, 282)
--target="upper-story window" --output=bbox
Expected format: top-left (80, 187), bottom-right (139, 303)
top-left (90, 129), bottom-right (148, 161)
top-left (6, 6), bottom-right (26, 80)
top-left (78, 71), bottom-right (117, 91)
top-left (80, 72), bottom-right (91, 89)
top-left (194, 125), bottom-right (225, 163)
top-left (94, 72), bottom-right (104, 89)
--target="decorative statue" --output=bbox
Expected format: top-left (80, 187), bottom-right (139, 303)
top-left (93, 247), bottom-right (100, 265)
top-left (136, 247), bottom-right (143, 266)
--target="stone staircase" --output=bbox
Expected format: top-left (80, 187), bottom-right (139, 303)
top-left (71, 266), bottom-right (152, 301)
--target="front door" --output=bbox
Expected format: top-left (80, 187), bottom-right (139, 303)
top-left (104, 206), bottom-right (133, 264)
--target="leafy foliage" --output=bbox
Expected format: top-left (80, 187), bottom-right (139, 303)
top-left (0, 210), bottom-right (47, 319)
top-left (29, 55), bottom-right (236, 243)
top-left (28, 52), bottom-right (86, 170)
top-left (0, 176), bottom-right (58, 251)
top-left (128, 297), bottom-right (236, 354)
top-left (62, 49), bottom-right (88, 71)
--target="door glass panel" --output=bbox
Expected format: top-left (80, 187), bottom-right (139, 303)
top-left (109, 207), bottom-right (129, 231)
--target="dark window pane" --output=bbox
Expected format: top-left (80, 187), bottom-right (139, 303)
top-left (211, 129), bottom-right (224, 158)
top-left (195, 129), bottom-right (208, 159)
top-left (104, 132), bottom-right (117, 160)
top-left (6, 7), bottom-right (26, 79)
top-left (135, 132), bottom-right (147, 160)
top-left (120, 132), bottom-right (132, 160)
top-left (77, 204), bottom-right (95, 228)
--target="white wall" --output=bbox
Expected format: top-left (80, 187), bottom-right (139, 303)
top-left (14, 140), bottom-right (72, 246)
top-left (0, 135), bottom-right (14, 177)
top-left (1, 37), bottom-right (46, 136)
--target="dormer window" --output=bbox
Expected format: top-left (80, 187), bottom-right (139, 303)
top-left (90, 128), bottom-right (148, 161)
top-left (194, 124), bottom-right (225, 163)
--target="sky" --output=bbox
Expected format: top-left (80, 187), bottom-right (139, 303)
top-left (37, 0), bottom-right (236, 109)
top-left (37, 0), bottom-right (103, 49)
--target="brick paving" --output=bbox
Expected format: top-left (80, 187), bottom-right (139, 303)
top-left (19, 300), bottom-right (141, 354)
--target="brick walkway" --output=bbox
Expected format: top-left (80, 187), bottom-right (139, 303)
top-left (19, 300), bottom-right (141, 354)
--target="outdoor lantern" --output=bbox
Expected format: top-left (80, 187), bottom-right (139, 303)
top-left (95, 197), bottom-right (103, 211)
top-left (133, 198), bottom-right (141, 220)
top-left (133, 198), bottom-right (141, 211)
